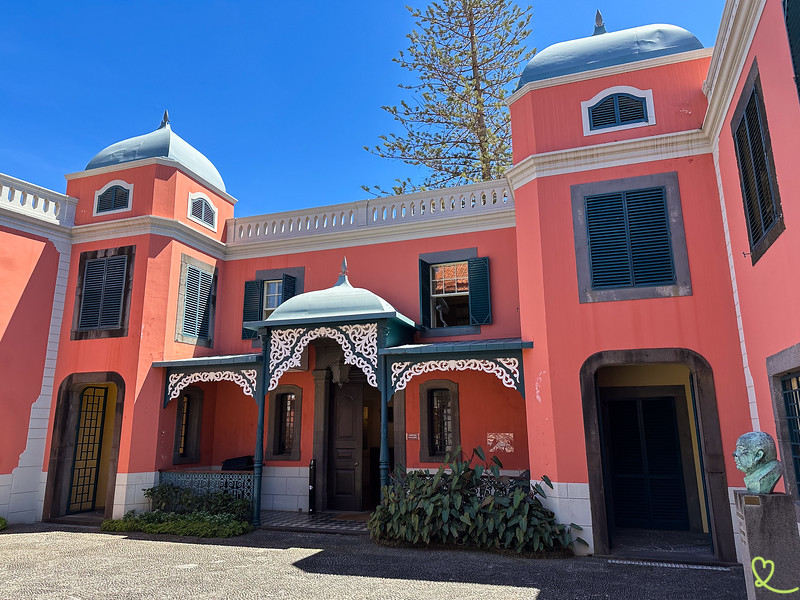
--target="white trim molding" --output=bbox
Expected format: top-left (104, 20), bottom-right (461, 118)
top-left (187, 192), bottom-right (218, 232)
top-left (580, 86), bottom-right (656, 137)
top-left (93, 179), bottom-right (133, 217)
top-left (506, 129), bottom-right (711, 191)
top-left (702, 0), bottom-right (767, 143)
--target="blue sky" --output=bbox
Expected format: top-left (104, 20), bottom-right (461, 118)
top-left (1, 1), bottom-right (725, 216)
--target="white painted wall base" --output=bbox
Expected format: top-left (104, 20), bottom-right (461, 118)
top-left (262, 466), bottom-right (309, 512)
top-left (112, 472), bottom-right (158, 518)
top-left (535, 480), bottom-right (594, 556)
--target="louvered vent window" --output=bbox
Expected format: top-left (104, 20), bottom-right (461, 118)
top-left (96, 185), bottom-right (130, 213)
top-left (733, 87), bottom-right (780, 249)
top-left (589, 93), bottom-right (648, 130)
top-left (784, 0), bottom-right (800, 100)
top-left (182, 265), bottom-right (214, 339)
top-left (78, 256), bottom-right (128, 330)
top-left (585, 187), bottom-right (675, 289)
top-left (190, 196), bottom-right (216, 228)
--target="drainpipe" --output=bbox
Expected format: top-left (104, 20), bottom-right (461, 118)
top-left (252, 331), bottom-right (269, 526)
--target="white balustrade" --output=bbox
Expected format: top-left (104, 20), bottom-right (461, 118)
top-left (227, 180), bottom-right (512, 245)
top-left (0, 172), bottom-right (76, 227)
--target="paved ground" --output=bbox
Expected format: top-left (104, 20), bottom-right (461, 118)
top-left (0, 523), bottom-right (747, 599)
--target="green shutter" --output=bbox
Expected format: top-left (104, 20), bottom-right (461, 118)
top-left (586, 192), bottom-right (632, 288)
top-left (79, 255), bottom-right (128, 330)
top-left (419, 259), bottom-right (431, 328)
top-left (282, 273), bottom-right (296, 302)
top-left (785, 0), bottom-right (800, 100)
top-left (467, 257), bottom-right (492, 325)
top-left (97, 186), bottom-right (129, 213)
top-left (183, 266), bottom-right (213, 339)
top-left (242, 280), bottom-right (263, 339)
top-left (586, 188), bottom-right (675, 289)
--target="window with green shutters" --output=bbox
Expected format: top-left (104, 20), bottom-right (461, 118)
top-left (588, 93), bottom-right (647, 130)
top-left (731, 65), bottom-right (784, 264)
top-left (784, 0), bottom-right (800, 101)
top-left (242, 273), bottom-right (299, 339)
top-left (182, 265), bottom-right (214, 340)
top-left (78, 256), bottom-right (128, 330)
top-left (585, 187), bottom-right (675, 289)
top-left (95, 185), bottom-right (130, 213)
top-left (188, 194), bottom-right (217, 230)
top-left (73, 246), bottom-right (135, 340)
top-left (419, 256), bottom-right (491, 330)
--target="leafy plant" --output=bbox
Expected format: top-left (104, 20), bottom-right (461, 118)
top-left (0, 516), bottom-right (6, 531)
top-left (368, 446), bottom-right (585, 554)
top-left (101, 510), bottom-right (252, 538)
top-left (143, 483), bottom-right (252, 522)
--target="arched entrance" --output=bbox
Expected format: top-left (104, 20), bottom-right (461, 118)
top-left (579, 349), bottom-right (736, 562)
top-left (43, 372), bottom-right (125, 520)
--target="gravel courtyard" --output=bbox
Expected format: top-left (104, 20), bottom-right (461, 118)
top-left (0, 523), bottom-right (746, 599)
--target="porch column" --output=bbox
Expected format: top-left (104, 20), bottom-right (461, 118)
top-left (378, 352), bottom-right (390, 493)
top-left (252, 333), bottom-right (269, 525)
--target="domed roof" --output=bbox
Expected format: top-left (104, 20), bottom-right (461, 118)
top-left (517, 22), bottom-right (702, 89)
top-left (85, 112), bottom-right (225, 192)
top-left (267, 260), bottom-right (414, 327)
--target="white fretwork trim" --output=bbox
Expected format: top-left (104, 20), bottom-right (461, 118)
top-left (167, 369), bottom-right (258, 401)
top-left (269, 323), bottom-right (378, 390)
top-left (391, 358), bottom-right (520, 392)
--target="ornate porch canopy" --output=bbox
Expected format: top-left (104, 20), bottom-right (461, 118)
top-left (153, 353), bottom-right (260, 407)
top-left (380, 338), bottom-right (533, 397)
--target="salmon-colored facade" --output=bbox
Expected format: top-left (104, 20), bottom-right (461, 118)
top-left (2, 0), bottom-right (799, 565)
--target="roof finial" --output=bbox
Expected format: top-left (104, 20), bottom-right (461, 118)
top-left (335, 257), bottom-right (351, 287)
top-left (159, 109), bottom-right (170, 129)
top-left (593, 10), bottom-right (607, 35)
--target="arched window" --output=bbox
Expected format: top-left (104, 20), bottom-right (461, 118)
top-left (188, 193), bottom-right (217, 230)
top-left (94, 180), bottom-right (133, 215)
top-left (581, 86), bottom-right (655, 136)
top-left (589, 93), bottom-right (647, 130)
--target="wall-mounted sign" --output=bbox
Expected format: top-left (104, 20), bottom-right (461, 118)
top-left (487, 433), bottom-right (514, 453)
top-left (406, 433), bottom-right (419, 440)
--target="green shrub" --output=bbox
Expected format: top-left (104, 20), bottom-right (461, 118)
top-left (0, 516), bottom-right (7, 531)
top-left (143, 483), bottom-right (252, 522)
top-left (368, 447), bottom-right (585, 554)
top-left (101, 510), bottom-right (252, 538)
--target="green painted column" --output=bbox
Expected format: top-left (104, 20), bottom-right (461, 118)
top-left (252, 332), bottom-right (269, 526)
top-left (378, 352), bottom-right (390, 495)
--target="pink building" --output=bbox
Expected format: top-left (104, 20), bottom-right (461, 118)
top-left (1, 0), bottom-right (799, 565)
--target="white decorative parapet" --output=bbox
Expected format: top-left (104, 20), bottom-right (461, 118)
top-left (226, 179), bottom-right (512, 245)
top-left (0, 172), bottom-right (77, 227)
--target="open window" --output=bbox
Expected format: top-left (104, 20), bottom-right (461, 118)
top-left (419, 380), bottom-right (460, 463)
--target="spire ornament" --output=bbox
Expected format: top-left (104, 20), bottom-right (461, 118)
top-left (593, 10), bottom-right (607, 35)
top-left (159, 109), bottom-right (170, 129)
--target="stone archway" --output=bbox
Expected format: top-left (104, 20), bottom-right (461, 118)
top-left (43, 372), bottom-right (125, 520)
top-left (579, 348), bottom-right (736, 562)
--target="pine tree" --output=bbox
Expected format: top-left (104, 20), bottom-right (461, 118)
top-left (364, 0), bottom-right (534, 195)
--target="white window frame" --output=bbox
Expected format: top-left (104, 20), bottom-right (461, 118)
top-left (262, 278), bottom-right (283, 319)
top-left (93, 180), bottom-right (134, 217)
top-left (430, 260), bottom-right (469, 328)
top-left (187, 192), bottom-right (218, 232)
top-left (580, 85), bottom-right (656, 137)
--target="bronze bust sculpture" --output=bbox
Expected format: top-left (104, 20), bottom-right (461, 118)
top-left (733, 431), bottom-right (784, 494)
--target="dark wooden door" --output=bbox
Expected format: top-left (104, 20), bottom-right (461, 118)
top-left (601, 396), bottom-right (689, 531)
top-left (328, 382), bottom-right (363, 511)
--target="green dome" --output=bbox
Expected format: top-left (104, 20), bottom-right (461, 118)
top-left (517, 24), bottom-right (703, 89)
top-left (86, 113), bottom-right (225, 191)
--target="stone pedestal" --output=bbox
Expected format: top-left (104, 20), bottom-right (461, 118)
top-left (735, 491), bottom-right (800, 599)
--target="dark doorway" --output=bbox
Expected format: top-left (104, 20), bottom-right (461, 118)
top-left (600, 395), bottom-right (689, 532)
top-left (326, 372), bottom-right (383, 512)
top-left (328, 380), bottom-right (364, 511)
top-left (67, 386), bottom-right (109, 513)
